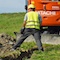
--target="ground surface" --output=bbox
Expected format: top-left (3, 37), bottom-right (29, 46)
top-left (0, 33), bottom-right (60, 60)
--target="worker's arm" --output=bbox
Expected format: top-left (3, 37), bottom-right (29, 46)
top-left (22, 21), bottom-right (26, 28)
top-left (22, 13), bottom-right (27, 28)
top-left (20, 13), bottom-right (27, 34)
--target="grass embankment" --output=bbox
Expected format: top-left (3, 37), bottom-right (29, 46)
top-left (0, 13), bottom-right (25, 37)
top-left (0, 13), bottom-right (60, 60)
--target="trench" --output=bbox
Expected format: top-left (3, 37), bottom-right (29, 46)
top-left (1, 48), bottom-right (38, 60)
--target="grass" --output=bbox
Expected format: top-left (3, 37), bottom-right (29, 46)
top-left (30, 44), bottom-right (60, 60)
top-left (0, 13), bottom-right (25, 37)
top-left (0, 13), bottom-right (60, 60)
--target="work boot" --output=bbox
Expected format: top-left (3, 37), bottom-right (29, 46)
top-left (41, 48), bottom-right (44, 51)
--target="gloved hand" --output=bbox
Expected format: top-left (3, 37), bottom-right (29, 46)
top-left (20, 27), bottom-right (25, 34)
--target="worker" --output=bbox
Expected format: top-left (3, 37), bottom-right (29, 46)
top-left (12, 3), bottom-right (44, 51)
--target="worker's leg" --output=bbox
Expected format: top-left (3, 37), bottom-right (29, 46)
top-left (33, 30), bottom-right (44, 51)
top-left (13, 28), bottom-right (31, 49)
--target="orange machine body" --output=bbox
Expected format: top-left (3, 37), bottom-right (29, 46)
top-left (27, 0), bottom-right (60, 27)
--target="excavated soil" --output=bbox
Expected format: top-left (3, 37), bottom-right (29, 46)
top-left (0, 33), bottom-right (38, 60)
top-left (0, 32), bottom-right (60, 60)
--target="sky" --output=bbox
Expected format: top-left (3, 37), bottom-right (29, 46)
top-left (0, 0), bottom-right (26, 13)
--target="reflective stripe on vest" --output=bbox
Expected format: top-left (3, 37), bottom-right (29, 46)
top-left (25, 11), bottom-right (40, 30)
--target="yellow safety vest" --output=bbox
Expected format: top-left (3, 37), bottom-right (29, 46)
top-left (25, 11), bottom-right (40, 30)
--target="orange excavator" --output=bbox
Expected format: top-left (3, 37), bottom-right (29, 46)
top-left (25, 0), bottom-right (60, 34)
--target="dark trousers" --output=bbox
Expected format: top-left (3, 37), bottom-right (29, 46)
top-left (13, 28), bottom-right (43, 50)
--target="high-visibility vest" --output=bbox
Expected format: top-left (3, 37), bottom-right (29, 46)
top-left (25, 11), bottom-right (40, 30)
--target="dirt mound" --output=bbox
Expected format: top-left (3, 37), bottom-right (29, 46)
top-left (1, 47), bottom-right (38, 60)
top-left (0, 33), bottom-right (16, 56)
